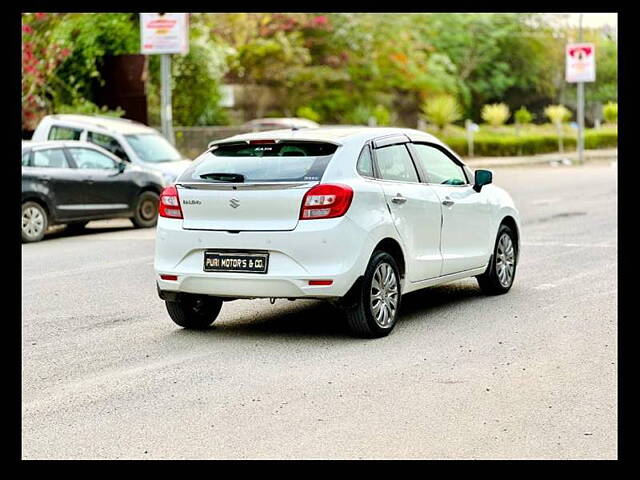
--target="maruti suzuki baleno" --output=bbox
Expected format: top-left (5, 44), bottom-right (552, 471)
top-left (154, 127), bottom-right (520, 338)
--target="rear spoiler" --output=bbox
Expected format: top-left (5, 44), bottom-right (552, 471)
top-left (207, 138), bottom-right (341, 150)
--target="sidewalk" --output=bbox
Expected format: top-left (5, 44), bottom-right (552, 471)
top-left (463, 148), bottom-right (617, 168)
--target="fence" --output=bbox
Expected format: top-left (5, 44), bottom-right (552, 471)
top-left (172, 126), bottom-right (274, 159)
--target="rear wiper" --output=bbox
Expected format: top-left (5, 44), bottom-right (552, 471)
top-left (199, 172), bottom-right (245, 182)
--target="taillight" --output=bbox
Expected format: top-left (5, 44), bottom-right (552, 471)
top-left (159, 185), bottom-right (183, 219)
top-left (300, 184), bottom-right (353, 220)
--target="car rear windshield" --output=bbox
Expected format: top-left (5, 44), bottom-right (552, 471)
top-left (182, 141), bottom-right (339, 183)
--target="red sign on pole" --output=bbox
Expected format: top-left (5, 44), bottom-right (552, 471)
top-left (566, 42), bottom-right (596, 83)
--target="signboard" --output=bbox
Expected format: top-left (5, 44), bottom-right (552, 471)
top-left (566, 42), bottom-right (596, 83)
top-left (140, 13), bottom-right (189, 55)
top-left (219, 85), bottom-right (235, 108)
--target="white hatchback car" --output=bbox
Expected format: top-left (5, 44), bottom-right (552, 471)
top-left (154, 127), bottom-right (520, 338)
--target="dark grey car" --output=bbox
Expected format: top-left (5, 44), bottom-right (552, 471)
top-left (21, 140), bottom-right (164, 242)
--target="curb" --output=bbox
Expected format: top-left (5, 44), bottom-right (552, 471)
top-left (463, 148), bottom-right (618, 168)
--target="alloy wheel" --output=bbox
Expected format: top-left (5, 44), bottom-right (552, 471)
top-left (495, 233), bottom-right (515, 287)
top-left (370, 262), bottom-right (399, 327)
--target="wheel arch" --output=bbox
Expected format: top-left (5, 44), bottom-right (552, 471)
top-left (373, 237), bottom-right (406, 280)
top-left (136, 183), bottom-right (162, 197)
top-left (499, 215), bottom-right (520, 261)
top-left (22, 194), bottom-right (52, 219)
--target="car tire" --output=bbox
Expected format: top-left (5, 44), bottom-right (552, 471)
top-left (165, 294), bottom-right (223, 329)
top-left (476, 224), bottom-right (517, 295)
top-left (131, 191), bottom-right (159, 228)
top-left (22, 201), bottom-right (48, 243)
top-left (344, 250), bottom-right (402, 338)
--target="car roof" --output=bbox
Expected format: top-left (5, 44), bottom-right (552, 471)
top-left (42, 114), bottom-right (156, 135)
top-left (21, 140), bottom-right (120, 160)
top-left (211, 126), bottom-right (446, 147)
top-left (246, 117), bottom-right (318, 124)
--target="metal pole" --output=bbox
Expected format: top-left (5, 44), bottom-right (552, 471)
top-left (160, 53), bottom-right (175, 145)
top-left (577, 14), bottom-right (585, 164)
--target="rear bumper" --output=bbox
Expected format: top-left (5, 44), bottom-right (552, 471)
top-left (154, 216), bottom-right (374, 299)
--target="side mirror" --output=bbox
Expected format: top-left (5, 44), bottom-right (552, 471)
top-left (117, 161), bottom-right (126, 173)
top-left (473, 169), bottom-right (492, 192)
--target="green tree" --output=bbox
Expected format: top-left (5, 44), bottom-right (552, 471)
top-left (50, 13), bottom-right (139, 110)
top-left (147, 39), bottom-right (229, 126)
top-left (421, 13), bottom-right (562, 120)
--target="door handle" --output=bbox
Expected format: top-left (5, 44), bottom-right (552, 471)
top-left (442, 198), bottom-right (455, 207)
top-left (391, 194), bottom-right (407, 205)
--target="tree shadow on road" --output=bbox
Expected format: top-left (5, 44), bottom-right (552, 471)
top-left (167, 280), bottom-right (486, 343)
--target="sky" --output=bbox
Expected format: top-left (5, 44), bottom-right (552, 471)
top-left (549, 13), bottom-right (617, 29)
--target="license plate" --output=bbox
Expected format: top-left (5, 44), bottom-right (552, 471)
top-left (203, 251), bottom-right (269, 274)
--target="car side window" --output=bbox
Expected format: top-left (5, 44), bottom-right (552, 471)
top-left (32, 148), bottom-right (70, 168)
top-left (357, 145), bottom-right (374, 178)
top-left (22, 151), bottom-right (31, 166)
top-left (67, 148), bottom-right (117, 170)
top-left (87, 131), bottom-right (129, 161)
top-left (48, 125), bottom-right (82, 141)
top-left (374, 144), bottom-right (419, 183)
top-left (412, 143), bottom-right (468, 185)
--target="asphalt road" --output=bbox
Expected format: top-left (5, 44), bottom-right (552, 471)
top-left (22, 161), bottom-right (617, 459)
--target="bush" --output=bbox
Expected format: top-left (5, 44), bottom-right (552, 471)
top-left (544, 104), bottom-right (571, 124)
top-left (296, 105), bottom-right (321, 123)
top-left (514, 106), bottom-right (533, 125)
top-left (481, 103), bottom-right (510, 127)
top-left (441, 128), bottom-right (617, 157)
top-left (421, 95), bottom-right (462, 131)
top-left (603, 101), bottom-right (617, 124)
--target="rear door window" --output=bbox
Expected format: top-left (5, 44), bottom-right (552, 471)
top-left (67, 148), bottom-right (117, 170)
top-left (87, 131), bottom-right (129, 161)
top-left (185, 141), bottom-right (339, 183)
top-left (48, 125), bottom-right (82, 141)
top-left (32, 148), bottom-right (70, 168)
top-left (374, 144), bottom-right (420, 183)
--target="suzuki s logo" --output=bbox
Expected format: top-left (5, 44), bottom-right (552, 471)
top-left (229, 198), bottom-right (240, 209)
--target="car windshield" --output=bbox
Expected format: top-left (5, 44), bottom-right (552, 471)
top-left (125, 133), bottom-right (183, 163)
top-left (182, 142), bottom-right (338, 183)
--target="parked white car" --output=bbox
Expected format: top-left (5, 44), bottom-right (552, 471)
top-left (154, 127), bottom-right (520, 338)
top-left (32, 114), bottom-right (191, 185)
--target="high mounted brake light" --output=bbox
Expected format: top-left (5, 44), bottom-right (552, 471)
top-left (300, 184), bottom-right (353, 220)
top-left (159, 185), bottom-right (183, 219)
top-left (249, 139), bottom-right (277, 144)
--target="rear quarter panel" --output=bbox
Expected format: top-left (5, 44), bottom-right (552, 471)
top-left (321, 141), bottom-right (412, 286)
